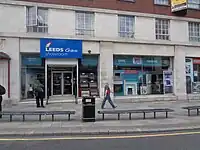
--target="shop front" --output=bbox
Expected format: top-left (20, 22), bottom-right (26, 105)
top-left (185, 57), bottom-right (200, 94)
top-left (113, 55), bottom-right (174, 96)
top-left (40, 38), bottom-right (83, 100)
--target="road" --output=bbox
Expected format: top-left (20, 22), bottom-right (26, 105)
top-left (0, 131), bottom-right (200, 150)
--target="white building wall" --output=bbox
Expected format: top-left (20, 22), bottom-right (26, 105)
top-left (99, 42), bottom-right (114, 98)
top-left (48, 9), bottom-right (75, 36)
top-left (114, 43), bottom-right (174, 56)
top-left (0, 4), bottom-right (26, 33)
top-left (135, 17), bottom-right (155, 41)
top-left (173, 46), bottom-right (187, 99)
top-left (170, 20), bottom-right (188, 42)
top-left (0, 1), bottom-right (200, 102)
top-left (1, 38), bottom-right (20, 105)
top-left (95, 13), bottom-right (118, 38)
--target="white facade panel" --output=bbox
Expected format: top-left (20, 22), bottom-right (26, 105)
top-left (184, 46), bottom-right (200, 57)
top-left (95, 13), bottom-right (118, 38)
top-left (113, 43), bottom-right (175, 56)
top-left (0, 60), bottom-right (8, 99)
top-left (48, 9), bottom-right (75, 36)
top-left (135, 17), bottom-right (155, 40)
top-left (0, 38), bottom-right (20, 103)
top-left (20, 39), bottom-right (40, 53)
top-left (0, 4), bottom-right (25, 33)
top-left (83, 41), bottom-right (100, 54)
top-left (170, 20), bottom-right (188, 42)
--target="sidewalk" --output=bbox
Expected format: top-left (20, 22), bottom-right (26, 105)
top-left (1, 100), bottom-right (200, 136)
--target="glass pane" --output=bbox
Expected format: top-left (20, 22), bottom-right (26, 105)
top-left (63, 73), bottom-right (72, 95)
top-left (53, 73), bottom-right (62, 95)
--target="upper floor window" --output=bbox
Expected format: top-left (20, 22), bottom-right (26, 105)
top-left (118, 15), bottom-right (135, 38)
top-left (26, 6), bottom-right (48, 33)
top-left (75, 11), bottom-right (94, 36)
top-left (188, 0), bottom-right (200, 9)
top-left (155, 18), bottom-right (170, 40)
top-left (154, 0), bottom-right (169, 5)
top-left (189, 22), bottom-right (200, 42)
top-left (120, 0), bottom-right (135, 2)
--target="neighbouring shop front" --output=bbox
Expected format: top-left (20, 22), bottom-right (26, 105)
top-left (21, 38), bottom-right (99, 100)
top-left (185, 57), bottom-right (200, 94)
top-left (113, 55), bottom-right (174, 96)
top-left (0, 52), bottom-right (11, 99)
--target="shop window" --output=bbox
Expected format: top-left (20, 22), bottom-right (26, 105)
top-left (186, 58), bottom-right (200, 94)
top-left (21, 54), bottom-right (45, 99)
top-left (79, 55), bottom-right (99, 97)
top-left (113, 55), bottom-right (173, 96)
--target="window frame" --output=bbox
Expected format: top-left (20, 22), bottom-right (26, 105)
top-left (155, 18), bottom-right (170, 41)
top-left (187, 0), bottom-right (200, 10)
top-left (26, 6), bottom-right (48, 33)
top-left (188, 22), bottom-right (200, 42)
top-left (75, 11), bottom-right (95, 36)
top-left (118, 15), bottom-right (135, 38)
top-left (154, 0), bottom-right (169, 6)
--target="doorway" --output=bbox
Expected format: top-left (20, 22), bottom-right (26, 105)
top-left (51, 71), bottom-right (73, 96)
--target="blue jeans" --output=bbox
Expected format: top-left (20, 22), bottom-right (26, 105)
top-left (101, 95), bottom-right (115, 109)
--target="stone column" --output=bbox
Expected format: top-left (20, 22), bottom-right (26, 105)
top-left (99, 42), bottom-right (114, 98)
top-left (173, 46), bottom-right (187, 100)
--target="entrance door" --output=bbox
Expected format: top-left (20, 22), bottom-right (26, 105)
top-left (52, 71), bottom-right (73, 96)
top-left (63, 72), bottom-right (72, 95)
top-left (52, 72), bottom-right (62, 95)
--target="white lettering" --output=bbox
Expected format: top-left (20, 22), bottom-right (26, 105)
top-left (45, 48), bottom-right (64, 52)
top-left (65, 48), bottom-right (78, 52)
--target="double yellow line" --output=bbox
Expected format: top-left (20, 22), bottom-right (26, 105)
top-left (0, 131), bottom-right (200, 141)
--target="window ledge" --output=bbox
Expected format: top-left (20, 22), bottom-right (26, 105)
top-left (118, 0), bottom-right (135, 3)
top-left (154, 4), bottom-right (170, 7)
top-left (187, 8), bottom-right (200, 11)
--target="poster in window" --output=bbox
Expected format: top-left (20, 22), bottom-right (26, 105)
top-left (185, 58), bottom-right (193, 82)
top-left (163, 70), bottom-right (173, 93)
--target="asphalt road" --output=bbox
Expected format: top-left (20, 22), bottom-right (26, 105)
top-left (0, 131), bottom-right (200, 150)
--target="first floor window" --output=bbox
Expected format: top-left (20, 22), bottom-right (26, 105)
top-left (118, 15), bottom-right (135, 38)
top-left (75, 11), bottom-right (94, 36)
top-left (113, 55), bottom-right (173, 96)
top-left (189, 22), bottom-right (200, 42)
top-left (155, 18), bottom-right (170, 40)
top-left (154, 0), bottom-right (169, 5)
top-left (26, 6), bottom-right (48, 33)
top-left (186, 58), bottom-right (200, 94)
top-left (188, 0), bottom-right (200, 9)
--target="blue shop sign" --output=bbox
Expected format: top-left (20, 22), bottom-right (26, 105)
top-left (40, 38), bottom-right (82, 58)
top-left (22, 56), bottom-right (42, 66)
top-left (143, 57), bottom-right (161, 66)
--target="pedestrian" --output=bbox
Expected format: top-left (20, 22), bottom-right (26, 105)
top-left (0, 84), bottom-right (6, 118)
top-left (101, 83), bottom-right (117, 109)
top-left (33, 79), bottom-right (45, 108)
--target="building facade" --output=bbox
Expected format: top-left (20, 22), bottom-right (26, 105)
top-left (0, 0), bottom-right (200, 104)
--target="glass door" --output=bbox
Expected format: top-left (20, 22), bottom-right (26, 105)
top-left (52, 72), bottom-right (62, 95)
top-left (63, 72), bottom-right (72, 95)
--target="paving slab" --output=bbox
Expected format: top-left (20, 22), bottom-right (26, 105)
top-left (0, 100), bottom-right (200, 136)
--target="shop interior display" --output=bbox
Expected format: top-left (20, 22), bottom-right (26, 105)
top-left (79, 72), bottom-right (98, 97)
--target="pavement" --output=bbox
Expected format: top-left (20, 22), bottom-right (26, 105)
top-left (1, 99), bottom-right (200, 136)
top-left (0, 131), bottom-right (200, 150)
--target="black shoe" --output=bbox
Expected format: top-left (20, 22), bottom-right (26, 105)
top-left (37, 106), bottom-right (40, 108)
top-left (41, 106), bottom-right (45, 108)
top-left (113, 106), bottom-right (117, 109)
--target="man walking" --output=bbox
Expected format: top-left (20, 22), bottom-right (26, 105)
top-left (101, 83), bottom-right (117, 109)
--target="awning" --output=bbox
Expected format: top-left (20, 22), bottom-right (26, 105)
top-left (0, 52), bottom-right (11, 60)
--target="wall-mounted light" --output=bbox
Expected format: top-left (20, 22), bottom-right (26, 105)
top-left (88, 50), bottom-right (91, 54)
